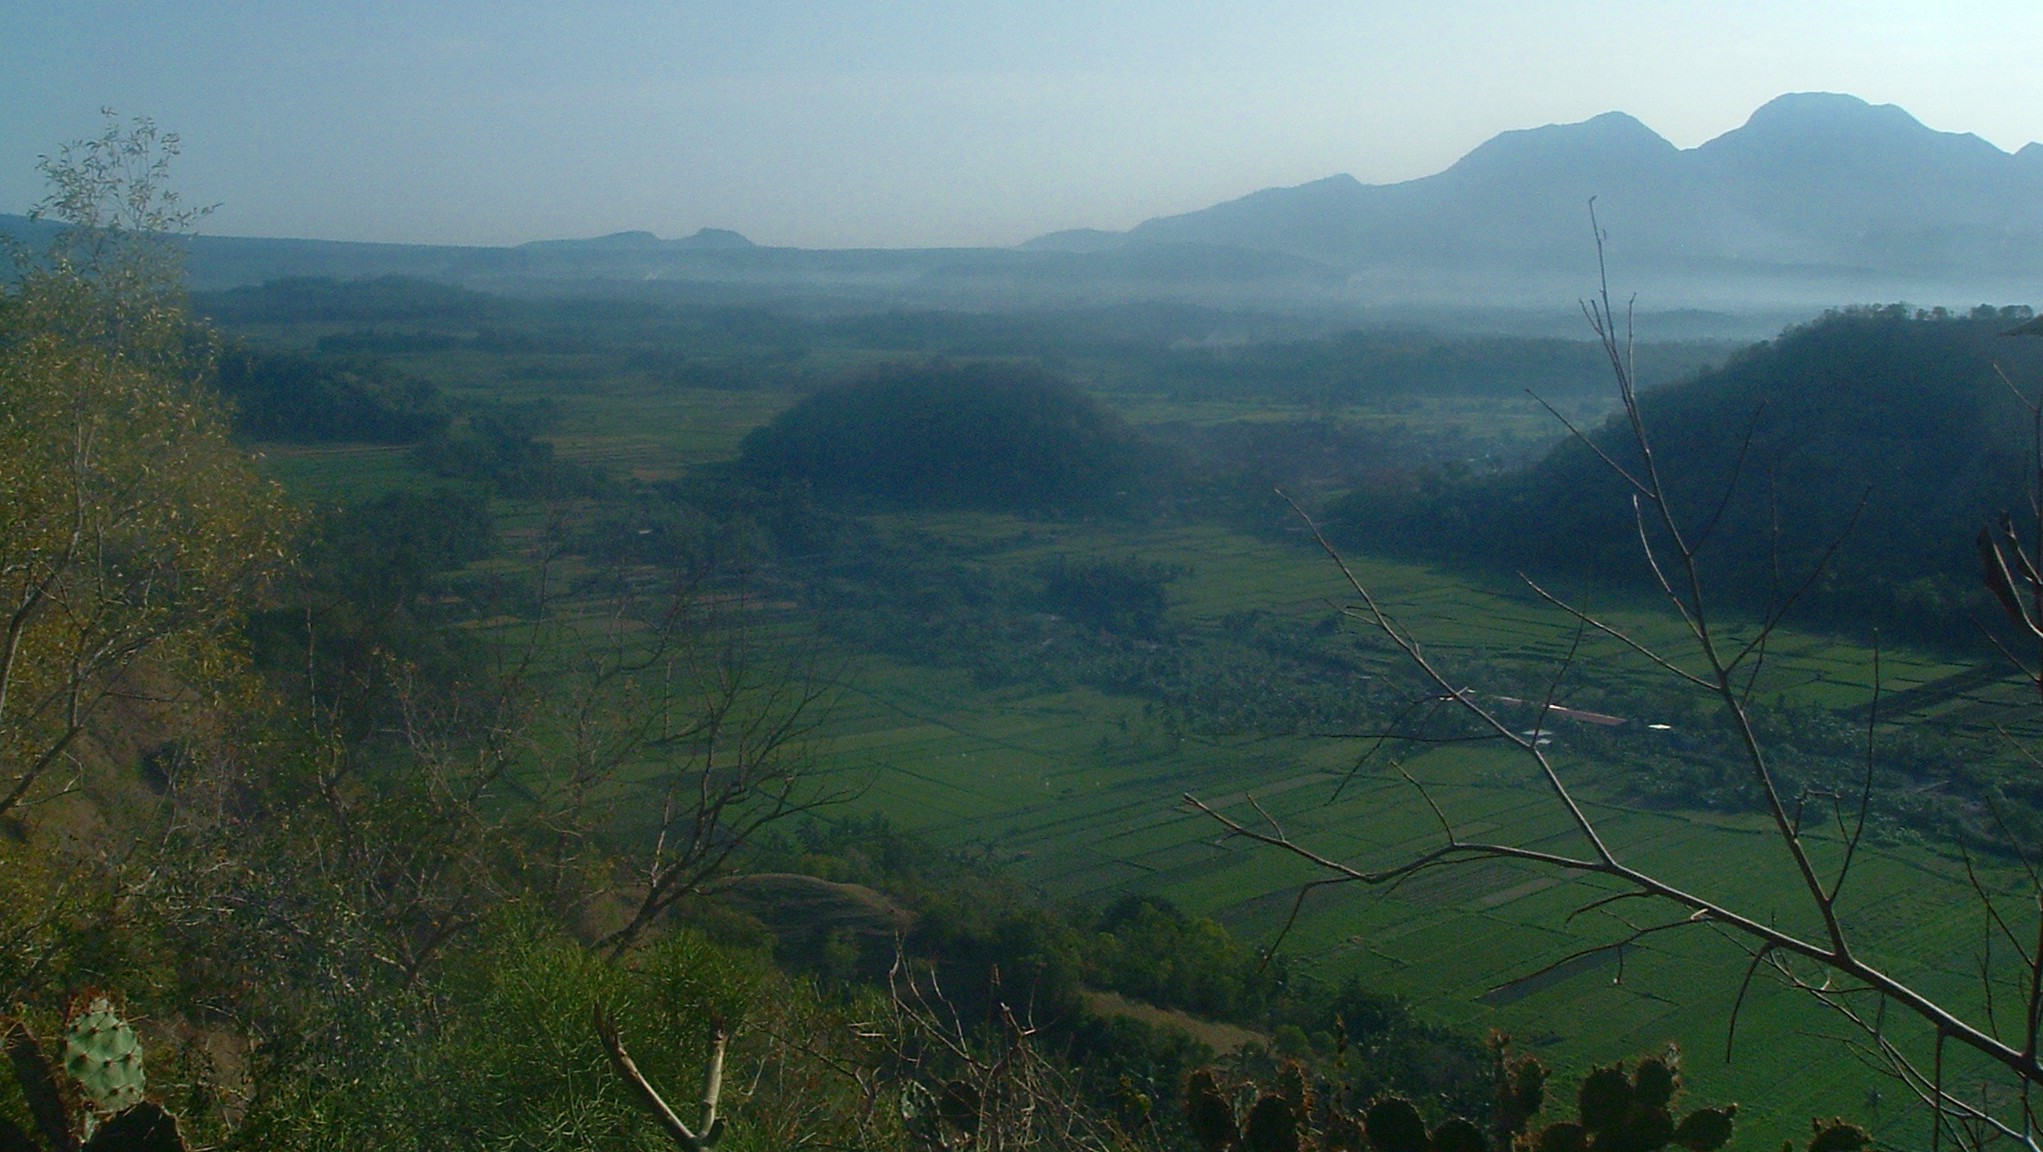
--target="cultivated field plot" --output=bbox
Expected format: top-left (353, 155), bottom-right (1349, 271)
top-left (803, 514), bottom-right (2029, 1148)
top-left (254, 442), bottom-right (427, 499)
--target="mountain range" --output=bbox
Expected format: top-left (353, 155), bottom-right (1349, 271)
top-left (1056, 93), bottom-right (2043, 305)
top-left (6, 93), bottom-right (2036, 330)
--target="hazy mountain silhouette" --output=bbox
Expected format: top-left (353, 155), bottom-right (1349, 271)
top-left (521, 227), bottom-right (756, 251)
top-left (3, 93), bottom-right (2030, 328)
top-left (1104, 93), bottom-right (2043, 295)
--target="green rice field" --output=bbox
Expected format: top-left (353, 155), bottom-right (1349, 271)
top-left (256, 348), bottom-right (2036, 1148)
top-left (777, 516), bottom-right (2015, 1146)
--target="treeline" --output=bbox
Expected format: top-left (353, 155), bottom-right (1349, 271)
top-left (205, 334), bottom-right (603, 497)
top-left (188, 275), bottom-right (1733, 525)
top-left (197, 273), bottom-right (506, 326)
top-left (192, 274), bottom-right (1729, 405)
top-left (1140, 328), bottom-right (1728, 404)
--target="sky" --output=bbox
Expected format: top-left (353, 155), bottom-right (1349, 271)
top-left (6, 2), bottom-right (2043, 250)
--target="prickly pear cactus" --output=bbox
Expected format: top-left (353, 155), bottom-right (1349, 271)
top-left (1184, 1068), bottom-right (1239, 1152)
top-left (1491, 1039), bottom-right (1549, 1147)
top-left (1362, 1095), bottom-right (1430, 1152)
top-left (1799, 1117), bottom-right (1870, 1152)
top-left (1520, 1049), bottom-right (1734, 1152)
top-left (1242, 1092), bottom-right (1303, 1152)
top-left (63, 995), bottom-right (147, 1117)
top-left (1181, 1046), bottom-right (1786, 1152)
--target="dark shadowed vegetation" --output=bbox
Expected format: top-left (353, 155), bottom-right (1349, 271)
top-left (737, 360), bottom-right (1165, 513)
top-left (212, 340), bottom-right (449, 442)
top-left (1330, 305), bottom-right (2043, 645)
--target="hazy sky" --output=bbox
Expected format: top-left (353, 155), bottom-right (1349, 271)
top-left (7, 2), bottom-right (2043, 249)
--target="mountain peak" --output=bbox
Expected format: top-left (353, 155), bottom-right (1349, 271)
top-left (1698, 90), bottom-right (2006, 171)
top-left (1727, 91), bottom-right (1927, 140)
top-left (675, 227), bottom-right (756, 250)
top-left (1070, 91), bottom-right (2043, 293)
top-left (1448, 110), bottom-right (1676, 176)
top-left (521, 229), bottom-right (664, 250)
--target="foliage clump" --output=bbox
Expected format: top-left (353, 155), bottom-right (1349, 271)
top-left (211, 342), bottom-right (447, 443)
top-left (0, 111), bottom-right (293, 827)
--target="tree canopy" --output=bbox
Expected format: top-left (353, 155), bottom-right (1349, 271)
top-left (0, 115), bottom-right (291, 821)
top-left (737, 360), bottom-right (1158, 514)
top-left (1330, 306), bottom-right (2043, 642)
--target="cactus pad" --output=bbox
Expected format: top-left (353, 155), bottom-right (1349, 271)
top-left (1184, 1068), bottom-right (1238, 1152)
top-left (63, 996), bottom-right (146, 1116)
top-left (1803, 1118), bottom-right (1869, 1152)
top-left (1242, 1093), bottom-right (1302, 1152)
top-left (80, 1100), bottom-right (184, 1152)
top-left (1429, 1117), bottom-right (1487, 1152)
top-left (1632, 1056), bottom-right (1677, 1113)
top-left (1362, 1096), bottom-right (1428, 1152)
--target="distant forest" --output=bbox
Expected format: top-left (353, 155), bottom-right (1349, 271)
top-left (193, 274), bottom-right (1729, 407)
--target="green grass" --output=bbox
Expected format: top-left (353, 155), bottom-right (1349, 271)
top-left (252, 442), bottom-right (434, 499)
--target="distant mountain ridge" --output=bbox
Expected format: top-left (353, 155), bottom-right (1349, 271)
top-left (521, 226), bottom-right (757, 251)
top-left (3, 93), bottom-right (2033, 328)
top-left (1098, 93), bottom-right (2043, 295)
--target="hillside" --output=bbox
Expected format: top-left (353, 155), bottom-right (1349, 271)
top-left (1330, 306), bottom-right (2043, 644)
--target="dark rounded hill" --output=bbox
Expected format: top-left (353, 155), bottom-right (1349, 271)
top-left (736, 361), bottom-right (1156, 514)
top-left (1332, 307), bottom-right (2043, 643)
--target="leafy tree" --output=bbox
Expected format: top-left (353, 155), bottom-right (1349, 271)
top-left (0, 112), bottom-right (295, 1146)
top-left (0, 113), bottom-right (291, 823)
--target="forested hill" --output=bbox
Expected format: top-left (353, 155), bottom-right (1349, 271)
top-left (1328, 306), bottom-right (2043, 645)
